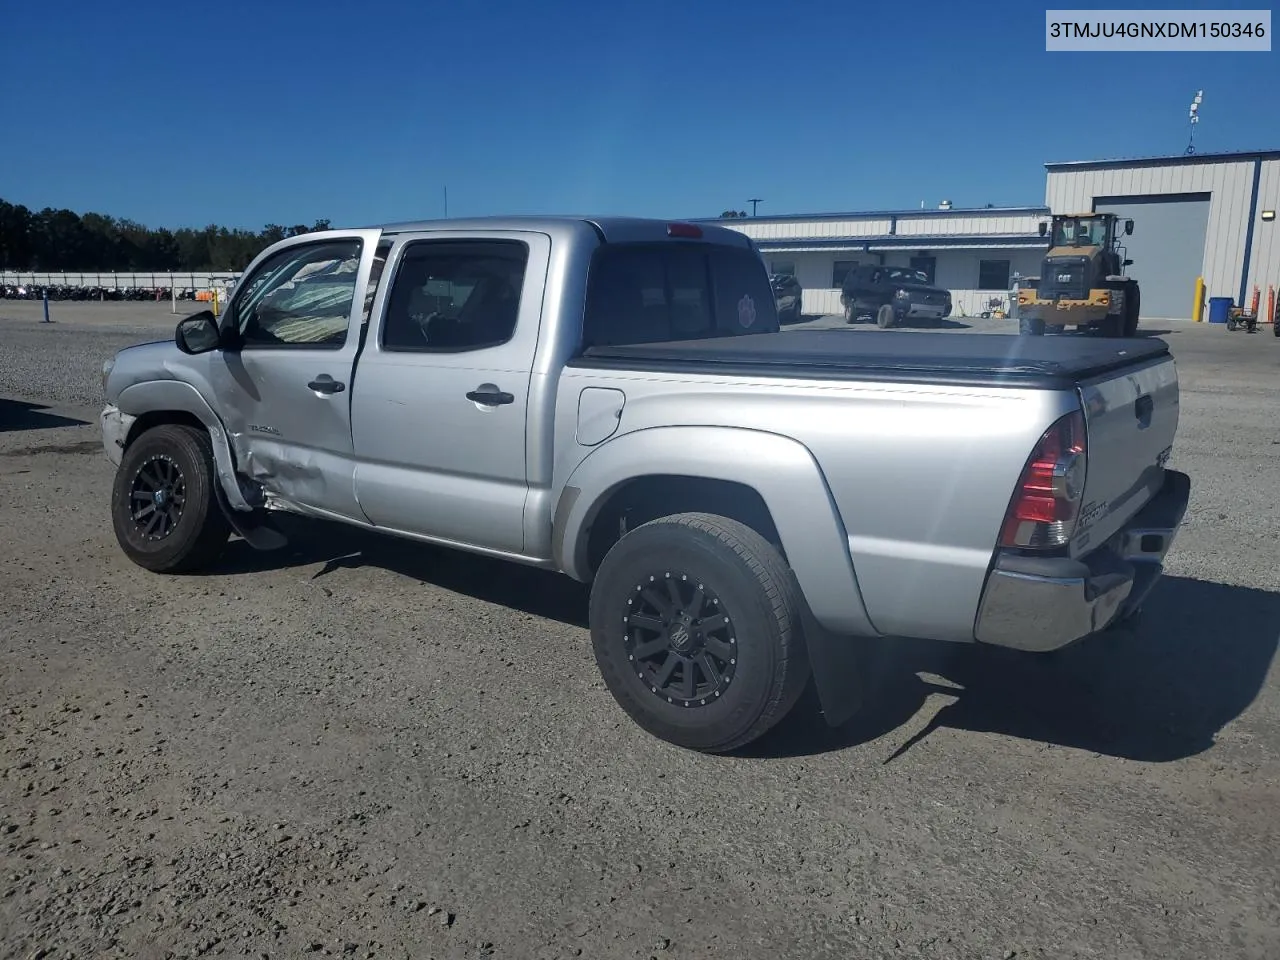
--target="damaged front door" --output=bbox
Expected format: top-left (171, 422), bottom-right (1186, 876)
top-left (210, 230), bottom-right (383, 521)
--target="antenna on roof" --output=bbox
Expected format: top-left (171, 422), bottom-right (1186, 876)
top-left (1186, 90), bottom-right (1203, 155)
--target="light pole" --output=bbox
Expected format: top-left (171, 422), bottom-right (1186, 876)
top-left (1186, 90), bottom-right (1202, 155)
top-left (748, 198), bottom-right (763, 217)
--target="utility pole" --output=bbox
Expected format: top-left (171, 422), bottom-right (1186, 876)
top-left (748, 198), bottom-right (763, 217)
top-left (444, 185), bottom-right (449, 218)
top-left (1186, 90), bottom-right (1202, 156)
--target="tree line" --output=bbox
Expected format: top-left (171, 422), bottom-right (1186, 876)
top-left (0, 198), bottom-right (331, 273)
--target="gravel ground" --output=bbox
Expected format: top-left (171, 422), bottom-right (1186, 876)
top-left (2, 301), bottom-right (1279, 960)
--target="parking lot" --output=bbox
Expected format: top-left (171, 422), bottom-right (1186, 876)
top-left (2, 300), bottom-right (1279, 960)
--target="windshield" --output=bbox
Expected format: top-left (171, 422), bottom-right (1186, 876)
top-left (885, 267), bottom-right (930, 284)
top-left (1052, 217), bottom-right (1110, 247)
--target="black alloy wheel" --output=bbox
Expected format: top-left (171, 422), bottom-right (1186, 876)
top-left (624, 571), bottom-right (738, 708)
top-left (128, 453), bottom-right (187, 541)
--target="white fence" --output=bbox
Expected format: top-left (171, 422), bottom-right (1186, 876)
top-left (1, 271), bottom-right (241, 293)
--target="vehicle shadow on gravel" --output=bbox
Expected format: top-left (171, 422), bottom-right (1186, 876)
top-left (897, 319), bottom-right (973, 331)
top-left (836, 318), bottom-right (974, 331)
top-left (216, 517), bottom-right (590, 626)
top-left (1048, 328), bottom-right (1175, 338)
top-left (747, 575), bottom-right (1280, 763)
top-left (0, 397), bottom-right (90, 433)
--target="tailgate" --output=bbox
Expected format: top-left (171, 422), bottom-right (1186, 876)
top-left (1070, 355), bottom-right (1180, 557)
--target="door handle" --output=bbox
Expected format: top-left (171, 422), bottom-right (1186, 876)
top-left (308, 376), bottom-right (345, 395)
top-left (1134, 394), bottom-right (1153, 427)
top-left (466, 386), bottom-right (515, 406)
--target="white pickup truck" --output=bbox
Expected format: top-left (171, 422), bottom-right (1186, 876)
top-left (99, 216), bottom-right (1189, 752)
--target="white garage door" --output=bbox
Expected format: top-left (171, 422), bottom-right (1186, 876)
top-left (1093, 194), bottom-right (1211, 320)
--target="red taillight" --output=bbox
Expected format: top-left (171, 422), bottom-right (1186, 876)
top-left (666, 222), bottom-right (703, 239)
top-left (999, 409), bottom-right (1088, 549)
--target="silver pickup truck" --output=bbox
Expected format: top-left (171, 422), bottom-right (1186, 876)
top-left (99, 216), bottom-right (1190, 753)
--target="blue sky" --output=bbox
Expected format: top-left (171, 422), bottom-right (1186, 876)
top-left (2, 0), bottom-right (1275, 230)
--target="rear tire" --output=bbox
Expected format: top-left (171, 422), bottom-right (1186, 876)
top-left (111, 423), bottom-right (231, 573)
top-left (1098, 313), bottom-right (1124, 337)
top-left (1123, 284), bottom-right (1140, 337)
top-left (843, 303), bottom-right (855, 323)
top-left (1019, 317), bottom-right (1045, 336)
top-left (588, 513), bottom-right (811, 753)
top-left (876, 303), bottom-right (896, 329)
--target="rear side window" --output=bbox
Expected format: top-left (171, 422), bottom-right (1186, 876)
top-left (582, 243), bottom-right (778, 348)
top-left (380, 239), bottom-right (528, 353)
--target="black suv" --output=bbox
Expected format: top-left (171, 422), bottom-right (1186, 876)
top-left (840, 264), bottom-right (952, 328)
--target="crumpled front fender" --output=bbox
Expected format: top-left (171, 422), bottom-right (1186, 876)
top-left (115, 380), bottom-right (252, 512)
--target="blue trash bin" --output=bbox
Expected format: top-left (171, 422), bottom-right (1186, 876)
top-left (1208, 296), bottom-right (1233, 324)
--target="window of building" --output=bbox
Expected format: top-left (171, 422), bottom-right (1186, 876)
top-left (977, 259), bottom-right (1011, 290)
top-left (381, 240), bottom-right (528, 352)
top-left (832, 260), bottom-right (860, 288)
top-left (770, 260), bottom-right (796, 277)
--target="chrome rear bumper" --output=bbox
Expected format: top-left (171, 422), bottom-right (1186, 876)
top-left (974, 469), bottom-right (1190, 652)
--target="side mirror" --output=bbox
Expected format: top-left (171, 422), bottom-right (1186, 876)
top-left (1124, 259), bottom-right (1134, 267)
top-left (1125, 219), bottom-right (1134, 235)
top-left (175, 311), bottom-right (222, 354)
top-left (1038, 222), bottom-right (1048, 237)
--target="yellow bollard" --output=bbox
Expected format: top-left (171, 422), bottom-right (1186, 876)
top-left (212, 287), bottom-right (220, 318)
top-left (1192, 276), bottom-right (1205, 322)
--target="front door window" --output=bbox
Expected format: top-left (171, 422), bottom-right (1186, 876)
top-left (230, 240), bottom-right (364, 348)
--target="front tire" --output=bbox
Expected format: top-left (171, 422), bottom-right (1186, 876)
top-left (1019, 317), bottom-right (1045, 336)
top-left (588, 513), bottom-right (811, 753)
top-left (111, 423), bottom-right (231, 573)
top-left (876, 303), bottom-right (897, 329)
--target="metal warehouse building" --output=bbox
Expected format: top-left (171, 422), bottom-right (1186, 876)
top-left (705, 206), bottom-right (1049, 319)
top-left (711, 148), bottom-right (1280, 322)
top-left (1045, 150), bottom-right (1280, 320)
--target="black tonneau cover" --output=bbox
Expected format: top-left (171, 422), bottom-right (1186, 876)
top-left (575, 330), bottom-right (1171, 389)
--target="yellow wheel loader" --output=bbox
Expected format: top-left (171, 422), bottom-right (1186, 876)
top-left (1017, 213), bottom-right (1140, 338)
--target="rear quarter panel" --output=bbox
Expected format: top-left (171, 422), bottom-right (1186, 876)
top-left (553, 365), bottom-right (1076, 643)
